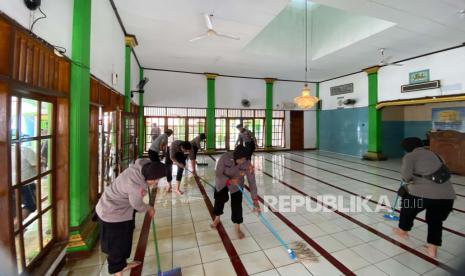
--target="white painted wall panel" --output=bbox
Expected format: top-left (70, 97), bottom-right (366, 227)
top-left (216, 77), bottom-right (266, 109)
top-left (378, 47), bottom-right (465, 102)
top-left (304, 111), bottom-right (317, 148)
top-left (319, 72), bottom-right (369, 110)
top-left (0, 0), bottom-right (73, 56)
top-left (90, 0), bottom-right (125, 94)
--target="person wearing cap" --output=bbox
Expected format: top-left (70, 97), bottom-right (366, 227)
top-left (392, 137), bottom-right (456, 258)
top-left (148, 129), bottom-right (173, 162)
top-left (165, 140), bottom-right (192, 195)
top-left (95, 160), bottom-right (166, 276)
top-left (210, 145), bottom-right (260, 239)
top-left (189, 133), bottom-right (207, 176)
top-left (235, 124), bottom-right (257, 160)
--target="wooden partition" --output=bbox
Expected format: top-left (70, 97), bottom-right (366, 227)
top-left (430, 130), bottom-right (465, 175)
top-left (0, 14), bottom-right (70, 274)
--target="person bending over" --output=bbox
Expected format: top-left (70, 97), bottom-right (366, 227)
top-left (235, 124), bottom-right (257, 160)
top-left (95, 159), bottom-right (166, 276)
top-left (148, 129), bottom-right (173, 162)
top-left (189, 133), bottom-right (207, 176)
top-left (392, 137), bottom-right (456, 258)
top-left (211, 146), bottom-right (260, 239)
top-left (165, 140), bottom-right (192, 195)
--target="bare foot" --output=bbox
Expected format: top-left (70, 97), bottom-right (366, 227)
top-left (175, 189), bottom-right (184, 196)
top-left (166, 186), bottom-right (172, 193)
top-left (392, 227), bottom-right (409, 239)
top-left (236, 229), bottom-right (245, 239)
top-left (122, 261), bottom-right (141, 272)
top-left (423, 244), bottom-right (438, 258)
top-left (211, 217), bottom-right (220, 229)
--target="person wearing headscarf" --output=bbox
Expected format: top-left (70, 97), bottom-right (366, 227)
top-left (210, 146), bottom-right (260, 239)
top-left (148, 129), bottom-right (173, 162)
top-left (189, 133), bottom-right (207, 176)
top-left (95, 160), bottom-right (166, 276)
top-left (392, 137), bottom-right (456, 258)
top-left (235, 124), bottom-right (257, 160)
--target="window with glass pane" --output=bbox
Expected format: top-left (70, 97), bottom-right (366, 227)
top-left (167, 117), bottom-right (186, 144)
top-left (145, 117), bottom-right (165, 152)
top-left (10, 97), bottom-right (55, 272)
top-left (188, 118), bottom-right (205, 146)
top-left (253, 119), bottom-right (264, 148)
top-left (228, 119), bottom-right (241, 150)
top-left (215, 118), bottom-right (226, 149)
top-left (102, 112), bottom-right (117, 188)
top-left (272, 119), bottom-right (285, 147)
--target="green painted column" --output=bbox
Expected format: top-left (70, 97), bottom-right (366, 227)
top-left (363, 66), bottom-right (386, 161)
top-left (138, 68), bottom-right (145, 157)
top-left (68, 0), bottom-right (98, 253)
top-left (124, 45), bottom-right (131, 112)
top-left (316, 83), bottom-right (320, 149)
top-left (205, 73), bottom-right (217, 152)
top-left (264, 78), bottom-right (275, 150)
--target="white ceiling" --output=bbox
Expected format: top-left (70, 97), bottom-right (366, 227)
top-left (114, 0), bottom-right (465, 81)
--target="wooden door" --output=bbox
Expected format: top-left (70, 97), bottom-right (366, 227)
top-left (290, 111), bottom-right (304, 150)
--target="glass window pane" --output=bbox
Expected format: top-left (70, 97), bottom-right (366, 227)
top-left (11, 143), bottom-right (18, 186)
top-left (21, 182), bottom-right (38, 225)
top-left (23, 218), bottom-right (40, 266)
top-left (40, 102), bottom-right (53, 136)
top-left (20, 99), bottom-right (39, 139)
top-left (20, 141), bottom-right (38, 182)
top-left (40, 139), bottom-right (51, 172)
top-left (11, 96), bottom-right (18, 140)
top-left (12, 188), bottom-right (21, 232)
top-left (41, 174), bottom-right (51, 210)
top-left (15, 234), bottom-right (24, 274)
top-left (42, 209), bottom-right (53, 248)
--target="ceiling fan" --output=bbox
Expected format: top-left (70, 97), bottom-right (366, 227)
top-left (378, 48), bottom-right (402, 67)
top-left (189, 14), bottom-right (240, 42)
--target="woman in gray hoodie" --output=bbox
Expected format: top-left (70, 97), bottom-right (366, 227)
top-left (95, 159), bottom-right (166, 275)
top-left (392, 137), bottom-right (456, 258)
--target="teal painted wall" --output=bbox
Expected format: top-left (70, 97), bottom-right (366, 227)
top-left (382, 121), bottom-right (431, 158)
top-left (320, 107), bottom-right (368, 156)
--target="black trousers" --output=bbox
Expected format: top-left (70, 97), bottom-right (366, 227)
top-left (148, 149), bottom-right (160, 162)
top-left (213, 187), bottom-right (243, 224)
top-left (245, 141), bottom-right (255, 160)
top-left (98, 217), bottom-right (135, 274)
top-left (165, 148), bottom-right (187, 182)
top-left (399, 193), bottom-right (454, 246)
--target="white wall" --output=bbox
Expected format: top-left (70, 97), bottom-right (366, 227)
top-left (143, 71), bottom-right (206, 107)
top-left (378, 47), bottom-right (465, 102)
top-left (319, 72), bottom-right (369, 110)
top-left (90, 0), bottom-right (125, 94)
top-left (304, 111), bottom-right (317, 148)
top-left (216, 77), bottom-right (265, 108)
top-left (0, 0), bottom-right (73, 57)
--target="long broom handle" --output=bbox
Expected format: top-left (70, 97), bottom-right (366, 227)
top-left (236, 184), bottom-right (291, 253)
top-left (148, 188), bottom-right (162, 275)
top-left (391, 180), bottom-right (404, 212)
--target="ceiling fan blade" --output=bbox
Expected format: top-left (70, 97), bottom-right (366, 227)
top-left (189, 34), bottom-right (208, 42)
top-left (388, 63), bottom-right (403, 66)
top-left (383, 55), bottom-right (393, 64)
top-left (216, 33), bottom-right (240, 40)
top-left (204, 14), bottom-right (213, 30)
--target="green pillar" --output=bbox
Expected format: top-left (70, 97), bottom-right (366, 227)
top-left (138, 68), bottom-right (145, 157)
top-left (68, 0), bottom-right (98, 253)
top-left (363, 66), bottom-right (386, 161)
top-left (316, 83), bottom-right (320, 149)
top-left (264, 78), bottom-right (275, 150)
top-left (124, 46), bottom-right (131, 112)
top-left (205, 73), bottom-right (217, 152)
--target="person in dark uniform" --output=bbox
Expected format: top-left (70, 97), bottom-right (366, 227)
top-left (210, 146), bottom-right (260, 239)
top-left (235, 124), bottom-right (257, 160)
top-left (95, 160), bottom-right (166, 276)
top-left (392, 137), bottom-right (456, 258)
top-left (165, 140), bottom-right (192, 195)
top-left (189, 133), bottom-right (206, 176)
top-left (148, 129), bottom-right (173, 162)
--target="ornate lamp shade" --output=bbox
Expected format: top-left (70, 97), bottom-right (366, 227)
top-left (294, 84), bottom-right (320, 109)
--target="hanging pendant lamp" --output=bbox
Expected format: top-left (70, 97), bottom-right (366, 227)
top-left (294, 0), bottom-right (319, 109)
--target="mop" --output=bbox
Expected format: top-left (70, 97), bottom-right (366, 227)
top-left (382, 180), bottom-right (404, 221)
top-left (235, 184), bottom-right (318, 262)
top-left (196, 154), bottom-right (208, 167)
top-left (148, 188), bottom-right (182, 276)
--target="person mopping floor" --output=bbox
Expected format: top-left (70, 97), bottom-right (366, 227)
top-left (165, 140), bottom-right (192, 195)
top-left (210, 146), bottom-right (260, 239)
top-left (189, 133), bottom-right (207, 176)
top-left (94, 160), bottom-right (166, 276)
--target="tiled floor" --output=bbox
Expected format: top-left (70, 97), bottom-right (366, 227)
top-left (60, 150), bottom-right (465, 275)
